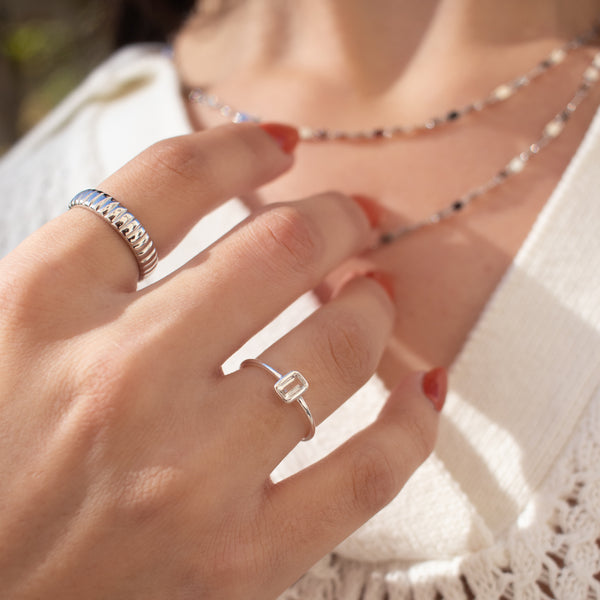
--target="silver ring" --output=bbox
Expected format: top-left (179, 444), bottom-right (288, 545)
top-left (68, 189), bottom-right (158, 280)
top-left (241, 359), bottom-right (315, 441)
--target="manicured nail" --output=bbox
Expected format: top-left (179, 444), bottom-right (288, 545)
top-left (422, 367), bottom-right (448, 412)
top-left (365, 271), bottom-right (395, 300)
top-left (350, 194), bottom-right (381, 228)
top-left (259, 123), bottom-right (299, 154)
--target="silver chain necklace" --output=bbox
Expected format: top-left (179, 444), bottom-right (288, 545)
top-left (383, 51), bottom-right (600, 243)
top-left (187, 26), bottom-right (598, 141)
top-left (184, 30), bottom-right (600, 245)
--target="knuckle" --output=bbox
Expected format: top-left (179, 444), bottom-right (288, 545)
top-left (348, 445), bottom-right (398, 515)
top-left (246, 205), bottom-right (324, 278)
top-left (71, 359), bottom-right (126, 421)
top-left (67, 321), bottom-right (180, 435)
top-left (322, 189), bottom-right (352, 207)
top-left (319, 310), bottom-right (374, 387)
top-left (397, 411), bottom-right (436, 464)
top-left (140, 137), bottom-right (200, 182)
top-left (316, 189), bottom-right (366, 229)
top-left (0, 258), bottom-right (71, 341)
top-left (111, 466), bottom-right (186, 527)
top-left (69, 342), bottom-right (144, 428)
top-left (0, 250), bottom-right (47, 306)
top-left (0, 268), bottom-right (34, 325)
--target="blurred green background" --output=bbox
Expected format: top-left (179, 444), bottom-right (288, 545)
top-left (0, 0), bottom-right (114, 154)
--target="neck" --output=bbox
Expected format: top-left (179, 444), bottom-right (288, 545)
top-left (175, 0), bottom-right (600, 122)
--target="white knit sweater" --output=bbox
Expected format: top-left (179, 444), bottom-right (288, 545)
top-left (2, 46), bottom-right (600, 600)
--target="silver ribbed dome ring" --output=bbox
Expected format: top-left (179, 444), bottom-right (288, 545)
top-left (68, 189), bottom-right (158, 280)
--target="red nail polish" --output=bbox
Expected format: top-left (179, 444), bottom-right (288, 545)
top-left (422, 367), bottom-right (448, 412)
top-left (259, 123), bottom-right (299, 154)
top-left (365, 271), bottom-right (395, 301)
top-left (350, 194), bottom-right (381, 228)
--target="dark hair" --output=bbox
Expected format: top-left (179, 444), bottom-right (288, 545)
top-left (114, 0), bottom-right (197, 47)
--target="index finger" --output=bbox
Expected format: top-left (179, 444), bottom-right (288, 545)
top-left (38, 123), bottom-right (297, 291)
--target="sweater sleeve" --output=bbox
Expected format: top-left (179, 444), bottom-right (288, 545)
top-left (0, 44), bottom-right (188, 259)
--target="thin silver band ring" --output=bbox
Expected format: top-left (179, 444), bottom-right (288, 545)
top-left (68, 189), bottom-right (158, 280)
top-left (241, 359), bottom-right (316, 441)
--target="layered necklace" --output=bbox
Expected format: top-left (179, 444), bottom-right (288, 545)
top-left (185, 25), bottom-right (600, 245)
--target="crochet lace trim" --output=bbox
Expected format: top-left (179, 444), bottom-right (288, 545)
top-left (279, 392), bottom-right (600, 600)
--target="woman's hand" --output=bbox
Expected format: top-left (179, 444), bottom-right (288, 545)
top-left (0, 123), bottom-right (444, 599)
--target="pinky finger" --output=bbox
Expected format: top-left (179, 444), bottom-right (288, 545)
top-left (263, 369), bottom-right (446, 590)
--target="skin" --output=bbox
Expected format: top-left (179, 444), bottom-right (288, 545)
top-left (176, 0), bottom-right (600, 388)
top-left (2, 0), bottom-right (599, 596)
top-left (0, 124), bottom-right (440, 599)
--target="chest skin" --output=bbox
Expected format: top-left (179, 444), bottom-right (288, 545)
top-left (188, 49), bottom-right (600, 389)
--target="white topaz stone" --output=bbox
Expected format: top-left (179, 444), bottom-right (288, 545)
top-left (275, 371), bottom-right (309, 403)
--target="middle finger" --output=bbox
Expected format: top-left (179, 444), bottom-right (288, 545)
top-left (145, 192), bottom-right (379, 368)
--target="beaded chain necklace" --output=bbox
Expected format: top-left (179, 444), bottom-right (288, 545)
top-left (184, 25), bottom-right (600, 245)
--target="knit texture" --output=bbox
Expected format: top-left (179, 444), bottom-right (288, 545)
top-left (279, 389), bottom-right (600, 599)
top-left (2, 45), bottom-right (600, 598)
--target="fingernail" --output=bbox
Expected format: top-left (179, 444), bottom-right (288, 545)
top-left (365, 271), bottom-right (395, 300)
top-left (350, 194), bottom-right (381, 228)
top-left (259, 123), bottom-right (299, 154)
top-left (422, 367), bottom-right (448, 412)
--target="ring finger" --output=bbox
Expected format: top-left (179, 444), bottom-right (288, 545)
top-left (221, 272), bottom-right (395, 471)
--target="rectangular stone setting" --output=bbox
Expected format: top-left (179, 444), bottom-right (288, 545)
top-left (274, 371), bottom-right (309, 403)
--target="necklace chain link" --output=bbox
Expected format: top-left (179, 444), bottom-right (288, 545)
top-left (383, 51), bottom-right (600, 243)
top-left (184, 25), bottom-right (600, 245)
